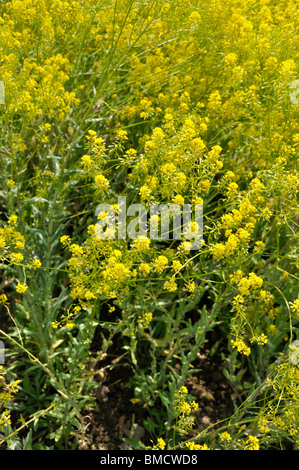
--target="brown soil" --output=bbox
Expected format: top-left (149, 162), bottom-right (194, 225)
top-left (78, 329), bottom-right (235, 450)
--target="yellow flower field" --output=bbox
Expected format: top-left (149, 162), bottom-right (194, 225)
top-left (0, 0), bottom-right (298, 451)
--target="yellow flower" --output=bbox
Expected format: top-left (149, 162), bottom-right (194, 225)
top-left (227, 182), bottom-right (239, 197)
top-left (152, 127), bottom-right (165, 141)
top-left (185, 280), bottom-right (196, 292)
top-left (81, 154), bottom-right (93, 169)
top-left (197, 444), bottom-right (210, 450)
top-left (0, 237), bottom-right (6, 250)
top-left (94, 174), bottom-right (110, 191)
top-left (175, 172), bottom-right (187, 189)
top-left (7, 180), bottom-right (15, 188)
top-left (224, 53), bottom-right (238, 66)
top-left (186, 442), bottom-right (209, 450)
top-left (8, 215), bottom-right (18, 226)
top-left (189, 11), bottom-right (201, 22)
top-left (172, 194), bottom-right (184, 205)
top-left (193, 196), bottom-right (203, 205)
top-left (139, 262), bottom-right (151, 276)
top-left (258, 417), bottom-right (269, 433)
top-left (207, 90), bottom-right (222, 109)
top-left (290, 299), bottom-right (299, 317)
top-left (131, 236), bottom-right (151, 251)
top-left (16, 282), bottom-right (28, 294)
top-left (177, 386), bottom-right (188, 395)
top-left (212, 243), bottom-right (226, 259)
top-left (15, 240), bottom-right (25, 250)
top-left (172, 260), bottom-right (182, 272)
top-left (32, 259), bottom-right (42, 268)
top-left (152, 438), bottom-right (166, 450)
top-left (220, 431), bottom-right (232, 442)
top-left (250, 333), bottom-right (268, 345)
top-left (85, 290), bottom-right (96, 301)
top-left (245, 435), bottom-right (259, 450)
top-left (254, 241), bottom-right (265, 252)
top-left (248, 272), bottom-right (263, 289)
top-left (0, 294), bottom-right (8, 305)
top-left (267, 324), bottom-right (279, 335)
top-left (238, 277), bottom-right (251, 296)
top-left (231, 339), bottom-right (251, 356)
top-left (153, 255), bottom-right (168, 273)
top-left (70, 244), bottom-right (84, 256)
top-left (60, 235), bottom-right (70, 245)
top-left (139, 185), bottom-right (152, 201)
top-left (164, 278), bottom-right (177, 292)
top-left (10, 252), bottom-right (24, 263)
top-left (138, 312), bottom-right (153, 329)
top-left (124, 148), bottom-right (137, 162)
top-left (190, 400), bottom-right (198, 411)
top-left (157, 438), bottom-right (166, 449)
top-left (160, 163), bottom-right (176, 175)
top-left (115, 129), bottom-right (128, 141)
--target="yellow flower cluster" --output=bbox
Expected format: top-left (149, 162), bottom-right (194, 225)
top-left (237, 273), bottom-right (263, 297)
top-left (138, 312), bottom-right (153, 329)
top-left (231, 338), bottom-right (251, 356)
top-left (173, 386), bottom-right (199, 432)
top-left (244, 436), bottom-right (260, 450)
top-left (0, 367), bottom-right (20, 433)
